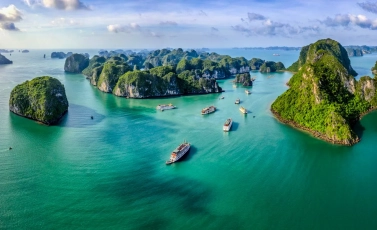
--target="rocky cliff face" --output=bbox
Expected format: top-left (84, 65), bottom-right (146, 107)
top-left (202, 69), bottom-right (226, 79)
top-left (229, 66), bottom-right (250, 75)
top-left (64, 53), bottom-right (89, 73)
top-left (9, 76), bottom-right (68, 125)
top-left (346, 47), bottom-right (363, 57)
top-left (288, 38), bottom-right (357, 76)
top-left (0, 54), bottom-right (12, 64)
top-left (272, 38), bottom-right (371, 146)
top-left (234, 72), bottom-right (253, 86)
top-left (372, 61), bottom-right (377, 75)
top-left (97, 62), bottom-right (131, 93)
top-left (113, 71), bottom-right (180, 98)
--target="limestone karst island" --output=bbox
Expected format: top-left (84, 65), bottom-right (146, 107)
top-left (3, 0), bottom-right (377, 229)
top-left (271, 38), bottom-right (377, 146)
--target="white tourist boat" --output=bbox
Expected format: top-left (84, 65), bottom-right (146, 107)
top-left (223, 118), bottom-right (233, 132)
top-left (235, 98), bottom-right (240, 104)
top-left (239, 106), bottom-right (248, 114)
top-left (166, 141), bottom-right (191, 165)
top-left (156, 103), bottom-right (176, 111)
top-left (245, 90), bottom-right (251, 94)
top-left (201, 106), bottom-right (216, 115)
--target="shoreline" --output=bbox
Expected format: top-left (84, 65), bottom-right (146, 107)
top-left (270, 108), bottom-right (360, 146)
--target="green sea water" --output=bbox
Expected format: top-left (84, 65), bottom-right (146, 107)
top-left (1, 50), bottom-right (377, 229)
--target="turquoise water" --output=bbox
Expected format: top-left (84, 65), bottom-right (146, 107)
top-left (1, 50), bottom-right (377, 229)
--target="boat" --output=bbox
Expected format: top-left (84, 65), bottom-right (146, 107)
top-left (235, 98), bottom-right (240, 104)
top-left (156, 103), bottom-right (176, 111)
top-left (201, 106), bottom-right (216, 115)
top-left (273, 53), bottom-right (280, 56)
top-left (219, 96), bottom-right (224, 100)
top-left (223, 118), bottom-right (233, 132)
top-left (239, 106), bottom-right (248, 114)
top-left (166, 141), bottom-right (191, 165)
top-left (245, 90), bottom-right (251, 94)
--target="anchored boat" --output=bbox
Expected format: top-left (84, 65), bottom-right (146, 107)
top-left (156, 103), bottom-right (176, 111)
top-left (223, 118), bottom-right (233, 132)
top-left (166, 141), bottom-right (191, 165)
top-left (201, 106), bottom-right (216, 115)
top-left (245, 90), bottom-right (251, 95)
top-left (239, 106), bottom-right (248, 114)
top-left (235, 98), bottom-right (240, 104)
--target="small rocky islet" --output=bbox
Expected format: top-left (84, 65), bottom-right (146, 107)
top-left (0, 54), bottom-right (13, 64)
top-left (9, 76), bottom-right (69, 125)
top-left (271, 38), bottom-right (377, 146)
top-left (68, 48), bottom-right (284, 98)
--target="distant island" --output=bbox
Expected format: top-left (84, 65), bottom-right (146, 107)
top-left (271, 38), bottom-right (377, 146)
top-left (233, 46), bottom-right (301, 51)
top-left (0, 54), bottom-right (13, 64)
top-left (52, 52), bottom-right (89, 59)
top-left (66, 48), bottom-right (285, 98)
top-left (232, 45), bottom-right (377, 57)
top-left (0, 49), bottom-right (14, 53)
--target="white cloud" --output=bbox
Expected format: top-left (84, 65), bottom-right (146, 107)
top-left (232, 12), bottom-right (321, 37)
top-left (107, 23), bottom-right (141, 33)
top-left (23, 0), bottom-right (90, 10)
top-left (322, 14), bottom-right (377, 30)
top-left (51, 17), bottom-right (79, 26)
top-left (0, 5), bottom-right (23, 22)
top-left (0, 5), bottom-right (22, 31)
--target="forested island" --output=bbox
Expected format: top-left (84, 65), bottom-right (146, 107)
top-left (65, 48), bottom-right (285, 98)
top-left (9, 76), bottom-right (69, 125)
top-left (271, 38), bottom-right (377, 145)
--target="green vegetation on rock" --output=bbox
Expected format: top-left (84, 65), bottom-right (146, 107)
top-left (372, 61), bottom-right (377, 75)
top-left (96, 61), bottom-right (131, 93)
top-left (234, 72), bottom-right (253, 86)
top-left (271, 38), bottom-right (375, 146)
top-left (260, 61), bottom-right (285, 73)
top-left (287, 38), bottom-right (357, 76)
top-left (64, 53), bottom-right (89, 73)
top-left (9, 76), bottom-right (68, 125)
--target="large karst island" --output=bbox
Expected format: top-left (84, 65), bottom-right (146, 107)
top-left (9, 76), bottom-right (69, 125)
top-left (64, 48), bottom-right (285, 98)
top-left (271, 38), bottom-right (377, 146)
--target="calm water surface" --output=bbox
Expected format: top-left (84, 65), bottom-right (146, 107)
top-left (0, 49), bottom-right (377, 229)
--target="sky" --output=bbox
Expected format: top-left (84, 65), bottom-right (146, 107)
top-left (0, 0), bottom-right (377, 49)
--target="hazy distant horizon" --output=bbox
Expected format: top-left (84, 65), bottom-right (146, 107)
top-left (1, 0), bottom-right (377, 49)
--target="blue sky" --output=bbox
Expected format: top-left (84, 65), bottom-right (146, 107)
top-left (0, 0), bottom-right (377, 49)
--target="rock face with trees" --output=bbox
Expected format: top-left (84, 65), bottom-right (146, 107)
top-left (9, 76), bottom-right (69, 125)
top-left (271, 38), bottom-right (377, 146)
top-left (64, 53), bottom-right (89, 73)
top-left (75, 48), bottom-right (287, 98)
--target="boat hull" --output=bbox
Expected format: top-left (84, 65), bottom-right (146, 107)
top-left (166, 143), bottom-right (191, 165)
top-left (223, 119), bottom-right (233, 132)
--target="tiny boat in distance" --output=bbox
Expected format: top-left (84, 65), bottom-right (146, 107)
top-left (219, 96), bottom-right (224, 100)
top-left (235, 98), bottom-right (240, 104)
top-left (245, 90), bottom-right (251, 94)
top-left (223, 118), bottom-right (233, 132)
top-left (166, 141), bottom-right (191, 165)
top-left (201, 106), bottom-right (216, 115)
top-left (239, 106), bottom-right (248, 114)
top-left (273, 53), bottom-right (280, 56)
top-left (156, 103), bottom-right (176, 111)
